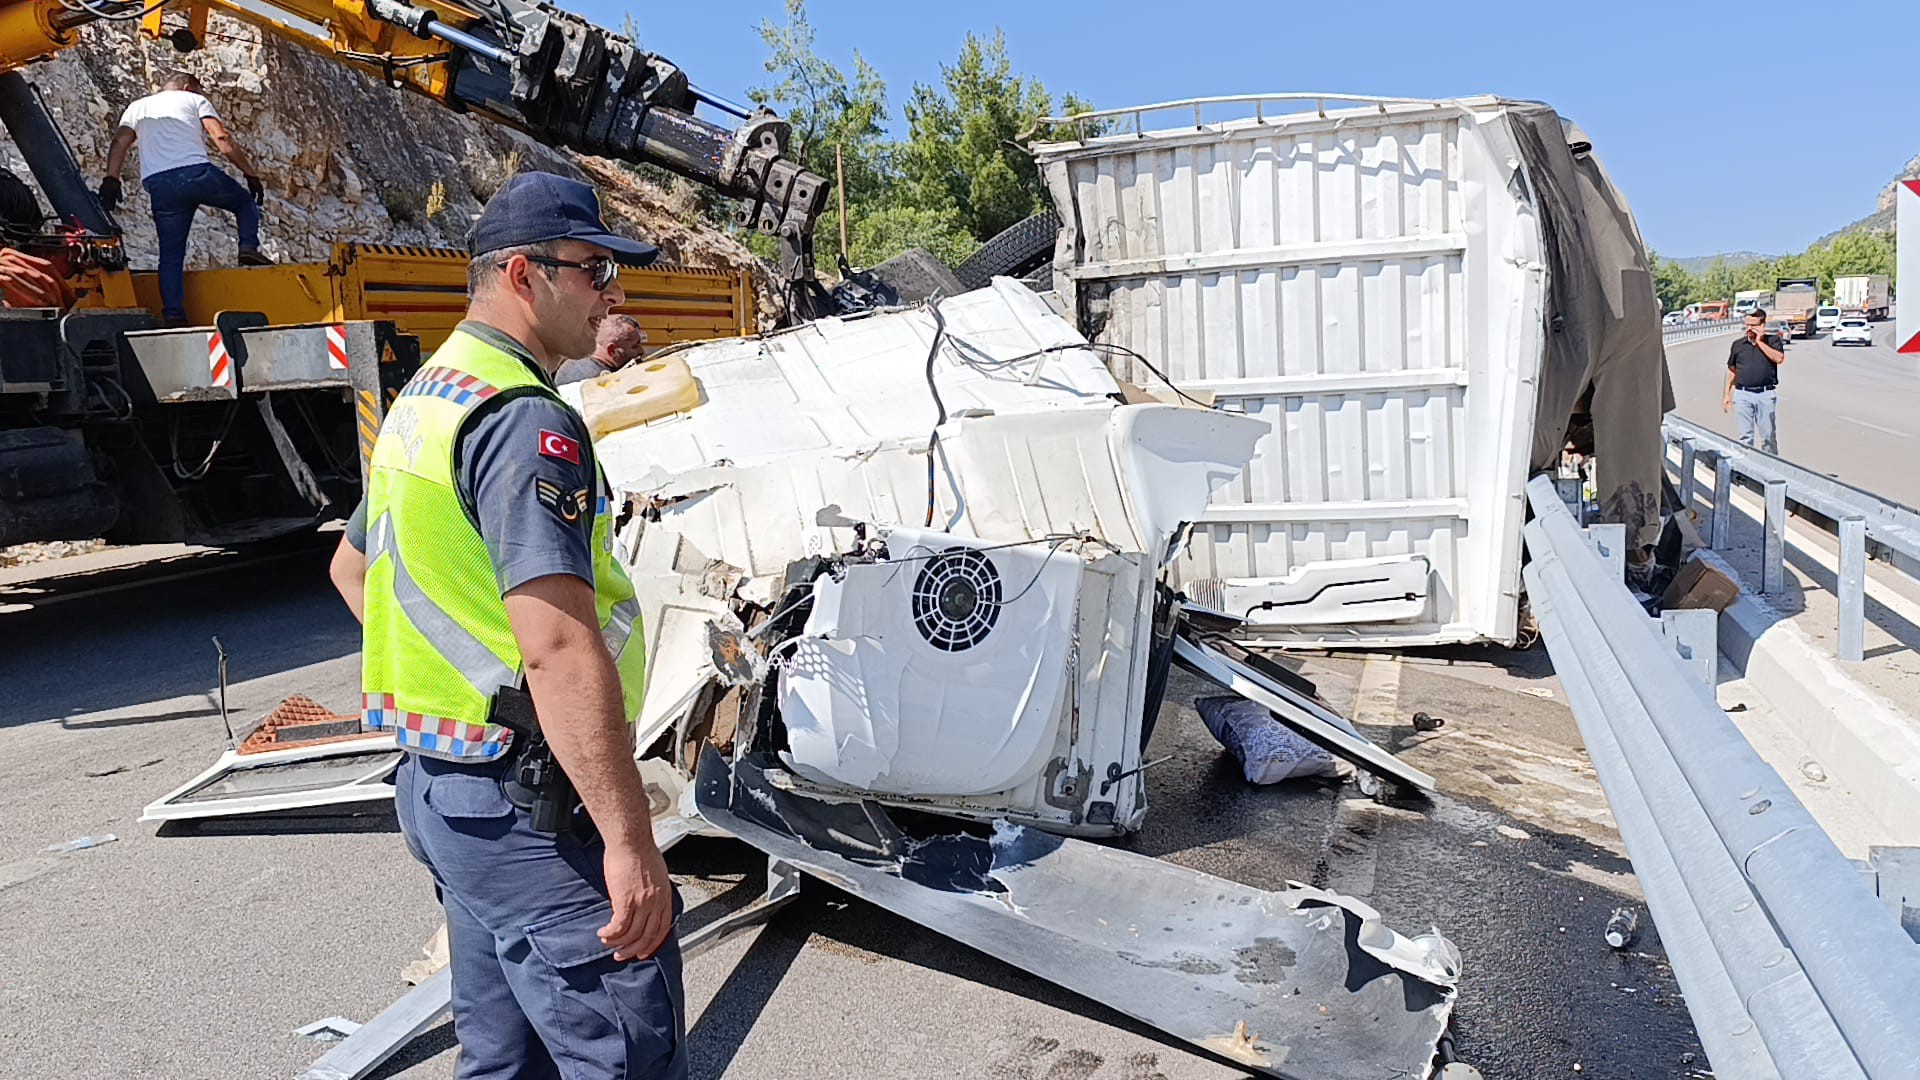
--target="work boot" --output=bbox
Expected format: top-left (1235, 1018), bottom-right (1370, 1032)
top-left (237, 248), bottom-right (274, 267)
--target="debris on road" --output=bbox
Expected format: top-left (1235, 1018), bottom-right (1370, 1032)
top-left (1174, 633), bottom-right (1439, 794)
top-left (295, 1017), bottom-right (362, 1044)
top-left (1195, 696), bottom-right (1340, 784)
top-left (1606, 907), bottom-right (1642, 949)
top-left (45, 834), bottom-right (117, 853)
top-left (0, 539), bottom-right (110, 568)
top-left (399, 925), bottom-right (449, 987)
top-left (1413, 711), bottom-right (1447, 732)
top-left (696, 748), bottom-right (1461, 1078)
top-left (141, 713), bottom-right (399, 824)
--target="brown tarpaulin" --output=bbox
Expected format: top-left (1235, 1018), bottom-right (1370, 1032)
top-left (1509, 105), bottom-right (1675, 550)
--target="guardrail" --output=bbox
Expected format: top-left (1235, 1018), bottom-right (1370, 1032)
top-left (1521, 474), bottom-right (1920, 1080)
top-left (1664, 415), bottom-right (1920, 661)
top-left (1662, 318), bottom-right (1744, 344)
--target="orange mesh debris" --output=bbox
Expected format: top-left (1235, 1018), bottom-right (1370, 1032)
top-left (237, 694), bottom-right (377, 755)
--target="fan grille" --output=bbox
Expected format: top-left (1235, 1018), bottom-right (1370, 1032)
top-left (910, 547), bottom-right (1002, 651)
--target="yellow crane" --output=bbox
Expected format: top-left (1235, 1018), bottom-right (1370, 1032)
top-left (0, 0), bottom-right (827, 309)
top-left (0, 0), bottom-right (826, 546)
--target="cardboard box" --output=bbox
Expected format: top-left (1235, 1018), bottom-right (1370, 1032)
top-left (1660, 557), bottom-right (1741, 613)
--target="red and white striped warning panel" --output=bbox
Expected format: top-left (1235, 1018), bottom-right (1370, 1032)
top-left (326, 324), bottom-right (350, 371)
top-left (1900, 181), bottom-right (1918, 355)
top-left (208, 331), bottom-right (234, 389)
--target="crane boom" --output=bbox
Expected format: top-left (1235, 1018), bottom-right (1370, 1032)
top-left (0, 0), bottom-right (829, 296)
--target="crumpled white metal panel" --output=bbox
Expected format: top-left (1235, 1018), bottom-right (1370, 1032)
top-left (571, 279), bottom-right (1124, 494)
top-left (1035, 96), bottom-right (1548, 646)
top-left (778, 525), bottom-right (1084, 797)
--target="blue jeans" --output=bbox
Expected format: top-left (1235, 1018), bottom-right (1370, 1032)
top-left (394, 752), bottom-right (687, 1080)
top-left (142, 163), bottom-right (260, 323)
top-left (1734, 387), bottom-right (1778, 456)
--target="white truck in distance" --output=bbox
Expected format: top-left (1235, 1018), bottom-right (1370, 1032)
top-left (1835, 274), bottom-right (1892, 320)
top-left (1734, 289), bottom-right (1771, 318)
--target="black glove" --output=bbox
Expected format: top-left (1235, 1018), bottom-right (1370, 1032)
top-left (245, 174), bottom-right (264, 205)
top-left (97, 175), bottom-right (122, 211)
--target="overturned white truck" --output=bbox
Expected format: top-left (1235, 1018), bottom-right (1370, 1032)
top-left (173, 94), bottom-right (1668, 1080)
top-left (1033, 94), bottom-right (1669, 647)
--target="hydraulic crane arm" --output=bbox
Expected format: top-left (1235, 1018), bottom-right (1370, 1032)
top-left (0, 0), bottom-right (829, 299)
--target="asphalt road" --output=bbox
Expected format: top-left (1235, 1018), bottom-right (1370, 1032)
top-left (1666, 320), bottom-right (1919, 508)
top-left (0, 551), bottom-right (1704, 1079)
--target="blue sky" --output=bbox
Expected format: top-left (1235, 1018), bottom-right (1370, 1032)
top-left (577, 0), bottom-right (1914, 259)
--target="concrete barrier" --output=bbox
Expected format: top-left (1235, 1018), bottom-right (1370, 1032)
top-left (1701, 548), bottom-right (1920, 844)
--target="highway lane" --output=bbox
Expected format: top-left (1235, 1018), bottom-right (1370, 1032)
top-left (1666, 321), bottom-right (1919, 508)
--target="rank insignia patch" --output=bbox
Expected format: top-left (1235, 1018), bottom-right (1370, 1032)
top-left (534, 477), bottom-right (591, 524)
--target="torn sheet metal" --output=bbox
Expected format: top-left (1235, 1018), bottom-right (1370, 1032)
top-left (696, 748), bottom-right (1458, 1079)
top-left (1172, 633), bottom-right (1438, 795)
top-left (591, 282), bottom-right (1267, 835)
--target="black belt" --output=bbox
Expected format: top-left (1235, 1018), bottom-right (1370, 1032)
top-left (1735, 384), bottom-right (1777, 392)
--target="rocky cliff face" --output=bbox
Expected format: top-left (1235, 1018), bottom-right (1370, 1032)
top-left (1876, 153), bottom-right (1920, 215)
top-left (2, 17), bottom-right (759, 277)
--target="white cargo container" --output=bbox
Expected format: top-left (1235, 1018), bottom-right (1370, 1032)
top-left (1834, 274), bottom-right (1891, 320)
top-left (1034, 94), bottom-right (1662, 647)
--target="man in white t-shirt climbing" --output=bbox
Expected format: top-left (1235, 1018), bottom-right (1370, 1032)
top-left (96, 71), bottom-right (271, 326)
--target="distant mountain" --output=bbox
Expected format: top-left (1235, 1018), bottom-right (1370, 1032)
top-left (1669, 252), bottom-right (1770, 274)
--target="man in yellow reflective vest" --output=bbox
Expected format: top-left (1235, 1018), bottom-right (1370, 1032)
top-left (329, 171), bottom-right (682, 1078)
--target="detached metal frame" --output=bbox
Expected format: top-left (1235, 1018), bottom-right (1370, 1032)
top-left (1666, 415), bottom-right (1920, 662)
top-left (139, 736), bottom-right (401, 823)
top-left (1523, 474), bottom-right (1920, 1079)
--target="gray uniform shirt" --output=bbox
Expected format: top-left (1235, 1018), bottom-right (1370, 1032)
top-left (554, 356), bottom-right (607, 386)
top-left (346, 321), bottom-right (598, 594)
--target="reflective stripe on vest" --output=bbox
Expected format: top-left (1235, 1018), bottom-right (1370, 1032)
top-left (364, 510), bottom-right (517, 697)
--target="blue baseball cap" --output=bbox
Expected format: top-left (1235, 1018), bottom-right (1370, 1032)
top-left (468, 172), bottom-right (659, 266)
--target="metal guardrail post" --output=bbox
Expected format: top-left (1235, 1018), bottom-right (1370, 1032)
top-left (1679, 437), bottom-right (1699, 512)
top-left (1661, 608), bottom-right (1719, 689)
top-left (1839, 517), bottom-right (1867, 663)
top-left (1712, 453), bottom-right (1733, 550)
top-left (1763, 479), bottom-right (1788, 594)
top-left (1583, 523), bottom-right (1627, 581)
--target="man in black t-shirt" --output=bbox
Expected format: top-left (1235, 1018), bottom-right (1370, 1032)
top-left (1723, 308), bottom-right (1786, 454)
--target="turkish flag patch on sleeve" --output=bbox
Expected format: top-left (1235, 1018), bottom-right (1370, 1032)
top-left (538, 429), bottom-right (581, 465)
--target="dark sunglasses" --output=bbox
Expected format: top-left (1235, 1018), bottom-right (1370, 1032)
top-left (516, 254), bottom-right (620, 290)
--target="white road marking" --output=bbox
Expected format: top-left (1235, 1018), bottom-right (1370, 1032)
top-left (1834, 415), bottom-right (1908, 438)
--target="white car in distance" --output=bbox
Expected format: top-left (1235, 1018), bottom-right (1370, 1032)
top-left (1815, 305), bottom-right (1842, 332)
top-left (1833, 317), bottom-right (1874, 346)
